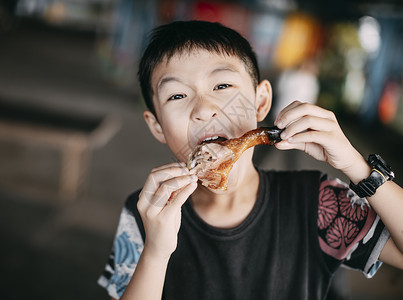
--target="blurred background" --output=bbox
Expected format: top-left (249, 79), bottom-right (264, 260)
top-left (0, 0), bottom-right (403, 299)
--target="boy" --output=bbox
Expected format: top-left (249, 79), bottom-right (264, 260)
top-left (98, 21), bottom-right (403, 300)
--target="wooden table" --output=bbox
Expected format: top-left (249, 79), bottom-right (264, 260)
top-left (0, 101), bottom-right (121, 200)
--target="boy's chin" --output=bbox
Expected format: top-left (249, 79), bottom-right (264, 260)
top-left (204, 186), bottom-right (231, 195)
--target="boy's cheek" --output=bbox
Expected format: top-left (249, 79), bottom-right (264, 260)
top-left (162, 129), bottom-right (192, 161)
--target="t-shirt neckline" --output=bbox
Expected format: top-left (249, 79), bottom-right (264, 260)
top-left (183, 168), bottom-right (268, 240)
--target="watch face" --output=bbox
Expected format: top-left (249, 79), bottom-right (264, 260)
top-left (368, 154), bottom-right (394, 179)
top-left (368, 154), bottom-right (382, 165)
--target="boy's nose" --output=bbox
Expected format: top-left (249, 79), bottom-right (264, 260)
top-left (191, 96), bottom-right (220, 122)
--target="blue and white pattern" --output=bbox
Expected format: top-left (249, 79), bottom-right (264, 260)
top-left (98, 207), bottom-right (144, 299)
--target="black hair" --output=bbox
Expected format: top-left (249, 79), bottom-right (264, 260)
top-left (138, 20), bottom-right (260, 116)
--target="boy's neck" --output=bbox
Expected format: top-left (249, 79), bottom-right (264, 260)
top-left (190, 164), bottom-right (260, 228)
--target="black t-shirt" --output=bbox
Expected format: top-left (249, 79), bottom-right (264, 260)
top-left (98, 170), bottom-right (388, 299)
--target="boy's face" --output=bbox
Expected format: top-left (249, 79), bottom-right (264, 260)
top-left (145, 49), bottom-right (271, 169)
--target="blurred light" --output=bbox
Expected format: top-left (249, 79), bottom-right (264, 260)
top-left (358, 16), bottom-right (381, 54)
top-left (346, 48), bottom-right (365, 70)
top-left (273, 13), bottom-right (322, 69)
top-left (379, 81), bottom-right (399, 124)
top-left (256, 0), bottom-right (297, 11)
top-left (16, 0), bottom-right (45, 16)
top-left (343, 48), bottom-right (366, 110)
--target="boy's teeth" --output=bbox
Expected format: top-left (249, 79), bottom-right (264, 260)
top-left (203, 136), bottom-right (219, 142)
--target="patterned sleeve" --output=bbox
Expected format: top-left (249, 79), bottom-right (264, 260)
top-left (317, 176), bottom-right (390, 277)
top-left (97, 205), bottom-right (144, 299)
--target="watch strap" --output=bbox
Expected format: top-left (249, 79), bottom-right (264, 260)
top-left (369, 154), bottom-right (395, 180)
top-left (350, 169), bottom-right (386, 198)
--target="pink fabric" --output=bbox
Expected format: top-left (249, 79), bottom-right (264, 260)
top-left (318, 179), bottom-right (376, 260)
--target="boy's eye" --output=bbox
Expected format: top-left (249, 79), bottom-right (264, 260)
top-left (214, 83), bottom-right (232, 90)
top-left (168, 94), bottom-right (187, 101)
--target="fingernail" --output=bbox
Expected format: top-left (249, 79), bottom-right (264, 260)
top-left (191, 175), bottom-right (198, 181)
top-left (288, 137), bottom-right (294, 143)
top-left (280, 131), bottom-right (287, 139)
top-left (277, 121), bottom-right (283, 129)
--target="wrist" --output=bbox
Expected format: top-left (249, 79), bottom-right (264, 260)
top-left (349, 154), bottom-right (395, 198)
top-left (342, 153), bottom-right (371, 184)
top-left (142, 244), bottom-right (172, 264)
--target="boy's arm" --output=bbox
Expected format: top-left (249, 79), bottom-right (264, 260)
top-left (339, 152), bottom-right (403, 267)
top-left (274, 101), bottom-right (403, 270)
top-left (365, 180), bottom-right (403, 268)
top-left (119, 249), bottom-right (170, 300)
top-left (120, 162), bottom-right (198, 300)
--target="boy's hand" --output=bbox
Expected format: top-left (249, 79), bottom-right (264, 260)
top-left (137, 162), bottom-right (198, 260)
top-left (274, 101), bottom-right (367, 179)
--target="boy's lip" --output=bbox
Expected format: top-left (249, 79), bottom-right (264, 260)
top-left (195, 133), bottom-right (230, 147)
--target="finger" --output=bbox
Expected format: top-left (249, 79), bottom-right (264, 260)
top-left (275, 140), bottom-right (327, 161)
top-left (142, 165), bottom-right (190, 196)
top-left (149, 174), bottom-right (197, 209)
top-left (274, 100), bottom-right (303, 126)
top-left (287, 130), bottom-right (333, 147)
top-left (275, 140), bottom-right (306, 151)
top-left (150, 162), bottom-right (187, 173)
top-left (280, 115), bottom-right (336, 140)
top-left (139, 167), bottom-right (192, 213)
top-left (163, 181), bottom-right (198, 214)
top-left (276, 102), bottom-right (335, 129)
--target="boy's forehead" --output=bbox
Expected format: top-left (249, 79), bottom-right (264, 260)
top-left (151, 49), bottom-right (246, 87)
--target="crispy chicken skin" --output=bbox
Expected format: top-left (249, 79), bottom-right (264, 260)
top-left (187, 127), bottom-right (283, 190)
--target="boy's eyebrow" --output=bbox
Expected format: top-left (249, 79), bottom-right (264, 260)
top-left (157, 76), bottom-right (183, 92)
top-left (210, 66), bottom-right (239, 75)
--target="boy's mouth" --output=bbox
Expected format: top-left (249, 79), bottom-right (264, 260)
top-left (196, 133), bottom-right (229, 146)
top-left (200, 136), bottom-right (228, 145)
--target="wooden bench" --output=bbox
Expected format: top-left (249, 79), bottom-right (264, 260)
top-left (0, 101), bottom-right (121, 201)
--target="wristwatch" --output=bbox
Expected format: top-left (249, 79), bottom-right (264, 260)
top-left (349, 154), bottom-right (395, 198)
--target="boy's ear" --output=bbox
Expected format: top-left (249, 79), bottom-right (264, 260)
top-left (143, 111), bottom-right (167, 144)
top-left (255, 79), bottom-right (272, 122)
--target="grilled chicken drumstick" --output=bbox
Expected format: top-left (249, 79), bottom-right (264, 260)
top-left (187, 126), bottom-right (283, 190)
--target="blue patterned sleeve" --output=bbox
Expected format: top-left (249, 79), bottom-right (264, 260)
top-left (98, 206), bottom-right (144, 299)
